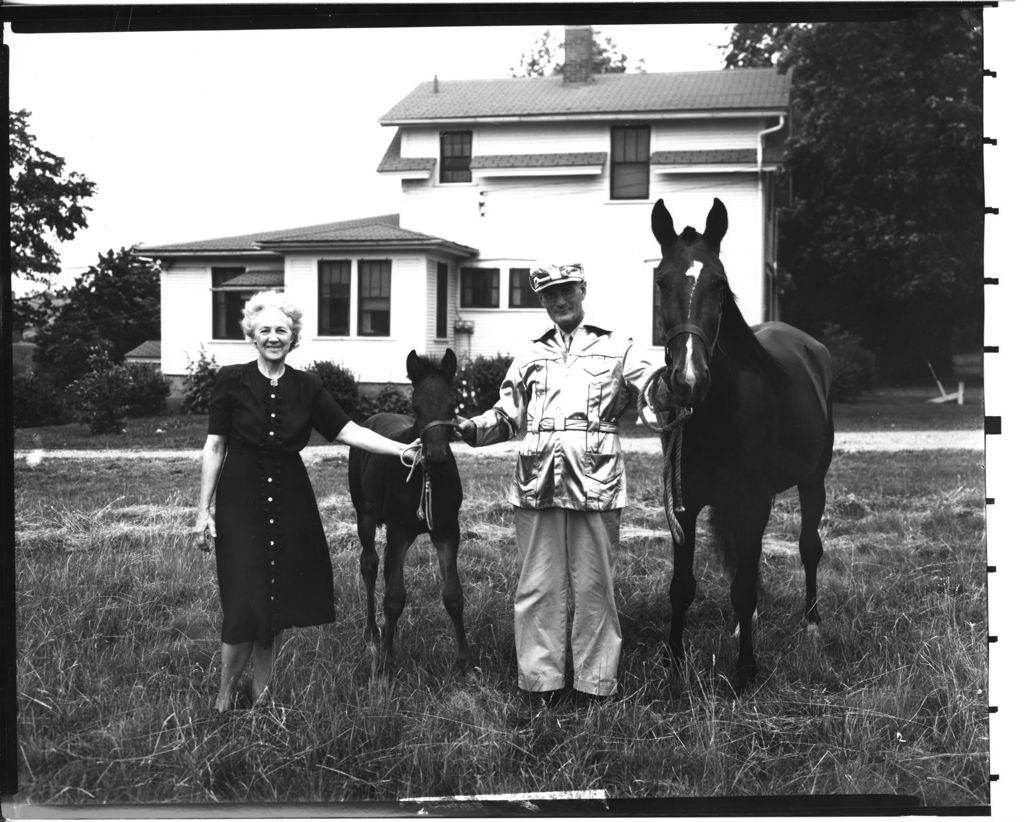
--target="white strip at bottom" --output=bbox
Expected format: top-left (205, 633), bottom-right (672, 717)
top-left (401, 789), bottom-right (607, 803)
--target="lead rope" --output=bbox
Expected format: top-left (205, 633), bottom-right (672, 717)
top-left (399, 445), bottom-right (434, 529)
top-left (399, 420), bottom-right (459, 532)
top-left (638, 367), bottom-right (688, 543)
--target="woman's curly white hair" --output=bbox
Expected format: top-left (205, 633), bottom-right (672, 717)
top-left (240, 290), bottom-right (303, 351)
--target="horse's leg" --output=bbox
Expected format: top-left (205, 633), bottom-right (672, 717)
top-left (357, 513), bottom-right (381, 647)
top-left (668, 509), bottom-right (699, 658)
top-left (729, 494), bottom-right (772, 689)
top-left (430, 523), bottom-right (471, 671)
top-left (797, 479), bottom-right (826, 636)
top-left (381, 522), bottom-right (415, 669)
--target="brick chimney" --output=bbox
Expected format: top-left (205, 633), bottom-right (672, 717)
top-left (563, 25), bottom-right (593, 84)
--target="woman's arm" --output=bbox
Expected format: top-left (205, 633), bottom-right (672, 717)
top-left (192, 434), bottom-right (227, 551)
top-left (335, 420), bottom-right (420, 460)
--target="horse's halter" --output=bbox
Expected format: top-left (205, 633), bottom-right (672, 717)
top-left (660, 263), bottom-right (723, 364)
top-left (418, 419), bottom-right (459, 439)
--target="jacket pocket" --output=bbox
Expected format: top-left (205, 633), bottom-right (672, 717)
top-left (582, 452), bottom-right (622, 507)
top-left (514, 452), bottom-right (545, 499)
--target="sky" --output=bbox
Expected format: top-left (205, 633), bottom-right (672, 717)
top-left (5, 20), bottom-right (734, 294)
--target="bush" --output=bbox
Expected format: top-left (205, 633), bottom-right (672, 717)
top-left (359, 384), bottom-right (412, 418)
top-left (306, 360), bottom-right (361, 419)
top-left (12, 371), bottom-right (68, 428)
top-left (123, 364), bottom-right (171, 417)
top-left (453, 353), bottom-right (513, 416)
top-left (181, 346), bottom-right (220, 415)
top-left (66, 349), bottom-right (132, 434)
top-left (820, 322), bottom-right (877, 402)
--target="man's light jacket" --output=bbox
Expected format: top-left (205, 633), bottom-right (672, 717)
top-left (467, 323), bottom-right (656, 511)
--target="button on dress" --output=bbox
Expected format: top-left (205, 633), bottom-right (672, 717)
top-left (207, 361), bottom-right (349, 647)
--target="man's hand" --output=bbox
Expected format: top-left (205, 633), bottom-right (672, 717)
top-left (455, 416), bottom-right (477, 446)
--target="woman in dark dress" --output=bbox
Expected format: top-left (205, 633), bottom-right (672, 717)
top-left (191, 291), bottom-right (419, 712)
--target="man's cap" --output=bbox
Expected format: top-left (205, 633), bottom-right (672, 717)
top-left (529, 263), bottom-right (585, 293)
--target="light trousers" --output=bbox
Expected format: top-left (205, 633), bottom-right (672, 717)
top-left (513, 506), bottom-right (622, 696)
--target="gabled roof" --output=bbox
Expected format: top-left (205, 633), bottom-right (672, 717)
top-left (137, 214), bottom-right (403, 255)
top-left (379, 69), bottom-right (791, 125)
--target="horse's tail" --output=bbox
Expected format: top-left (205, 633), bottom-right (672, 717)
top-left (708, 506), bottom-right (737, 576)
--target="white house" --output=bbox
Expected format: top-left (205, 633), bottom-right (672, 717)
top-left (139, 26), bottom-right (791, 387)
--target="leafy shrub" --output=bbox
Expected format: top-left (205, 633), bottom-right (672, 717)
top-left (453, 354), bottom-right (513, 416)
top-left (12, 371), bottom-right (68, 428)
top-left (66, 349), bottom-right (132, 434)
top-left (820, 322), bottom-right (877, 402)
top-left (359, 384), bottom-right (412, 418)
top-left (181, 346), bottom-right (220, 415)
top-left (306, 360), bottom-right (362, 419)
top-left (123, 364), bottom-right (171, 417)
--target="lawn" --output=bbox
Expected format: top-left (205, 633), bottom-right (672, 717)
top-left (12, 385), bottom-right (985, 452)
top-left (11, 431), bottom-right (988, 807)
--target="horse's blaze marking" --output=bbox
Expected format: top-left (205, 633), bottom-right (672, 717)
top-left (681, 264), bottom-right (704, 388)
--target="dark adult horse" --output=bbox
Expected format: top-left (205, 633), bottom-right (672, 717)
top-left (348, 349), bottom-right (469, 671)
top-left (647, 198), bottom-right (834, 688)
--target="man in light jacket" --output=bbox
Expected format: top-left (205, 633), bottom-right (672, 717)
top-left (458, 263), bottom-right (659, 701)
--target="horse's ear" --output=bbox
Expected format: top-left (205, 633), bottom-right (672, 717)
top-left (441, 348), bottom-right (458, 381)
top-left (703, 198), bottom-right (728, 253)
top-left (406, 349), bottom-right (423, 382)
top-left (651, 199), bottom-right (677, 250)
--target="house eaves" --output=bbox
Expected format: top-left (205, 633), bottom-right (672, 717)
top-left (376, 131), bottom-right (435, 178)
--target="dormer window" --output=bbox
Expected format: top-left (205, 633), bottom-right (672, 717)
top-left (611, 126), bottom-right (650, 200)
top-left (440, 130), bottom-right (472, 183)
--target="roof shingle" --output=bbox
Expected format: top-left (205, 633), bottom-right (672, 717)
top-left (379, 69), bottom-right (791, 124)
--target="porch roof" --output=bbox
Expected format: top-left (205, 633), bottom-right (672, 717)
top-left (137, 214), bottom-right (477, 259)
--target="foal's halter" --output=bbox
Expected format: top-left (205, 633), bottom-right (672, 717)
top-left (400, 419), bottom-right (459, 531)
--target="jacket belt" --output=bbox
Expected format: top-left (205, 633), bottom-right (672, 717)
top-left (531, 417), bottom-right (619, 433)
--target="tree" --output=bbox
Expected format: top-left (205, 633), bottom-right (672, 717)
top-left (727, 11), bottom-right (983, 379)
top-left (510, 28), bottom-right (645, 78)
top-left (722, 22), bottom-right (808, 68)
top-left (9, 109), bottom-right (96, 283)
top-left (33, 248), bottom-right (161, 387)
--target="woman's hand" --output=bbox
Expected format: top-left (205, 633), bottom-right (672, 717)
top-left (193, 509), bottom-right (217, 553)
top-left (399, 439), bottom-right (422, 466)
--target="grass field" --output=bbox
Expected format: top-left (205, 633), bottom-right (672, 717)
top-left (11, 423), bottom-right (988, 807)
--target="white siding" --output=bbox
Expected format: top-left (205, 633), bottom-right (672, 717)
top-left (162, 253), bottom-right (433, 384)
top-left (291, 254), bottom-right (429, 383)
top-left (391, 117), bottom-right (771, 364)
top-left (653, 118), bottom-right (769, 151)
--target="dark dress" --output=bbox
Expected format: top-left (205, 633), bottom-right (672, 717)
top-left (208, 361), bottom-right (350, 647)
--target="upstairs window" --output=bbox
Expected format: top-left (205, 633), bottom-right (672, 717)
top-left (508, 267), bottom-right (542, 309)
top-left (358, 259), bottom-right (392, 336)
top-left (440, 130), bottom-right (472, 183)
top-left (460, 267), bottom-right (499, 308)
top-left (611, 125), bottom-right (650, 200)
top-left (318, 260), bottom-right (351, 336)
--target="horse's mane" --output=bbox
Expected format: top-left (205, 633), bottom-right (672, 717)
top-left (719, 286), bottom-right (789, 387)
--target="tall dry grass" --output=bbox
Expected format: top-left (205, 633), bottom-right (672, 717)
top-left (12, 449), bottom-right (987, 806)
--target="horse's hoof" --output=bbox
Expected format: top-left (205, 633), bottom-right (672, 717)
top-left (805, 622), bottom-right (822, 642)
